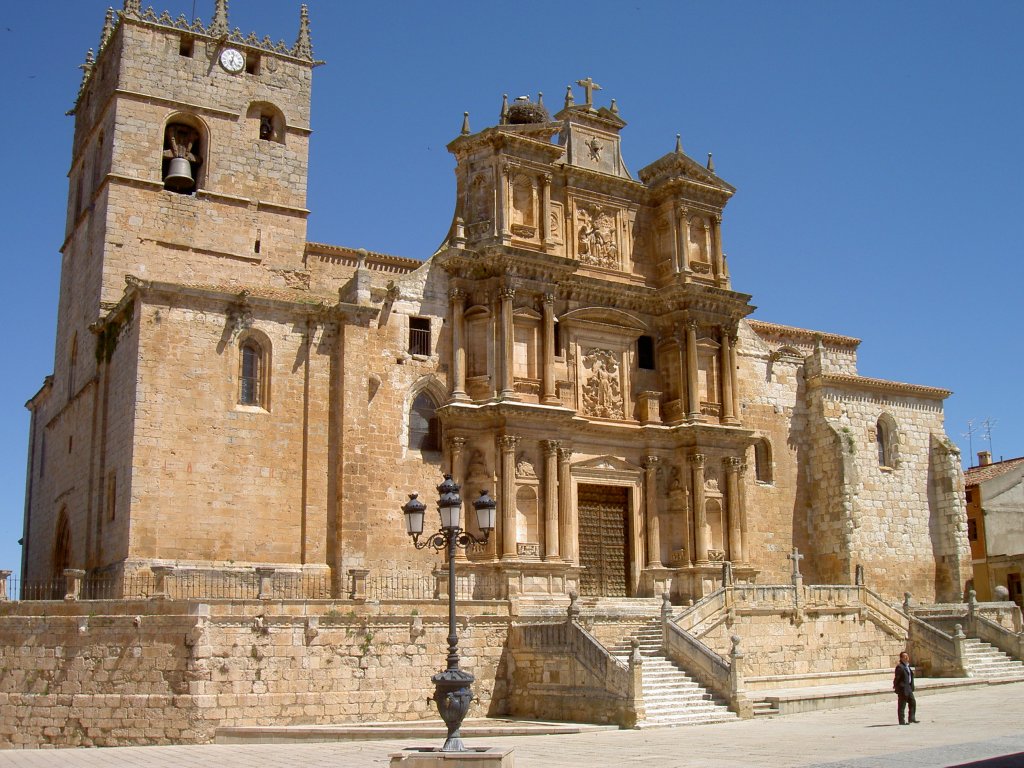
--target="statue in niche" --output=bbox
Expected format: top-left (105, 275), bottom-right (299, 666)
top-left (469, 175), bottom-right (490, 223)
top-left (581, 348), bottom-right (623, 418)
top-left (511, 176), bottom-right (534, 228)
top-left (688, 215), bottom-right (708, 263)
top-left (669, 465), bottom-right (682, 492)
top-left (576, 204), bottom-right (618, 268)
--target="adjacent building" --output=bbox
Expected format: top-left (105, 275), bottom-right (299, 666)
top-left (965, 451), bottom-right (1024, 608)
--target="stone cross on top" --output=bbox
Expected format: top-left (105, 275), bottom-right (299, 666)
top-left (787, 547), bottom-right (804, 578)
top-left (576, 77), bottom-right (602, 107)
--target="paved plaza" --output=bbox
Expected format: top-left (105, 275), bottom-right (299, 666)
top-left (0, 682), bottom-right (1022, 767)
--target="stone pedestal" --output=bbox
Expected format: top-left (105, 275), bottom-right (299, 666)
top-left (390, 746), bottom-right (514, 767)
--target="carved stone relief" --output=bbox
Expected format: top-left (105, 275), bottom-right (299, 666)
top-left (515, 454), bottom-right (537, 479)
top-left (549, 201), bottom-right (564, 244)
top-left (581, 348), bottom-right (623, 419)
top-left (576, 203), bottom-right (619, 269)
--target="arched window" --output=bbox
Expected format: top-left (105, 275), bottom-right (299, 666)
top-left (409, 392), bottom-right (441, 454)
top-left (162, 115), bottom-right (206, 194)
top-left (247, 102), bottom-right (285, 144)
top-left (53, 508), bottom-right (72, 580)
top-left (238, 339), bottom-right (267, 407)
top-left (754, 438), bottom-right (773, 484)
top-left (68, 332), bottom-right (78, 397)
top-left (877, 413), bottom-right (899, 468)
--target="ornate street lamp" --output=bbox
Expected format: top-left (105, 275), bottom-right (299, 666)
top-left (402, 475), bottom-right (496, 752)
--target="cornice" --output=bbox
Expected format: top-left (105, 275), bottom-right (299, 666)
top-left (747, 319), bottom-right (861, 349)
top-left (807, 372), bottom-right (951, 400)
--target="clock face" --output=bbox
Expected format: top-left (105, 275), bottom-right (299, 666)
top-left (219, 48), bottom-right (244, 73)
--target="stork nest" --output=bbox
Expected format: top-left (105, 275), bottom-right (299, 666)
top-left (507, 101), bottom-right (550, 125)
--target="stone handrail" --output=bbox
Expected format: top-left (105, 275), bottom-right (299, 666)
top-left (672, 588), bottom-right (727, 638)
top-left (511, 619), bottom-right (642, 726)
top-left (860, 587), bottom-right (911, 639)
top-left (663, 618), bottom-right (750, 717)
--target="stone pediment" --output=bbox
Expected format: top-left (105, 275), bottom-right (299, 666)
top-left (513, 306), bottom-right (542, 321)
top-left (559, 306), bottom-right (648, 333)
top-left (573, 455), bottom-right (643, 473)
top-left (637, 149), bottom-right (736, 197)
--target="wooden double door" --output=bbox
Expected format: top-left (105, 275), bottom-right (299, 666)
top-left (577, 484), bottom-right (631, 597)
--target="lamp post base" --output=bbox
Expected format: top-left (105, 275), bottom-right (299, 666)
top-left (390, 746), bottom-right (515, 767)
top-left (431, 667), bottom-right (475, 752)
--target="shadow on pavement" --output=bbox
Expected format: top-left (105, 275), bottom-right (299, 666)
top-left (950, 753), bottom-right (1024, 767)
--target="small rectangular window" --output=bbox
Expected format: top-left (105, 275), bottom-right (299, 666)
top-left (179, 37), bottom-right (194, 57)
top-left (245, 53), bottom-right (260, 75)
top-left (409, 317), bottom-right (431, 356)
top-left (637, 335), bottom-right (656, 370)
top-left (107, 473), bottom-right (117, 521)
top-left (965, 489), bottom-right (974, 503)
top-left (967, 518), bottom-right (978, 542)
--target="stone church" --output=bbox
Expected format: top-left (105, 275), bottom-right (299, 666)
top-left (22, 0), bottom-right (970, 608)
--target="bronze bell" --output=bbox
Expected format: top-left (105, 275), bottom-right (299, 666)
top-left (164, 157), bottom-right (195, 192)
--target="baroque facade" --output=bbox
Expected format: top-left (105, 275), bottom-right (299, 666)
top-left (22, 0), bottom-right (970, 608)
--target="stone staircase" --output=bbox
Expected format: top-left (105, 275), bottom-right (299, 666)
top-left (962, 638), bottom-right (1024, 680)
top-left (609, 619), bottom-right (737, 728)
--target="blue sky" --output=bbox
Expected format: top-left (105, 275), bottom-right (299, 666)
top-left (2, 1), bottom-right (1022, 574)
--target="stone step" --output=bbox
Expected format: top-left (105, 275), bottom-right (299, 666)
top-left (960, 638), bottom-right (1024, 679)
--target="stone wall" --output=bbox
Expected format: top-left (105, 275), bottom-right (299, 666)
top-left (0, 599), bottom-right (511, 748)
top-left (700, 611), bottom-right (904, 688)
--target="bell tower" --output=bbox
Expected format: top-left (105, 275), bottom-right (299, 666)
top-left (25, 0), bottom-right (318, 580)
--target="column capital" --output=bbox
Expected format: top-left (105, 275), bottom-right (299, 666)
top-left (542, 439), bottom-right (561, 456)
top-left (499, 285), bottom-right (516, 300)
top-left (449, 436), bottom-right (467, 451)
top-left (725, 456), bottom-right (742, 472)
top-left (713, 212), bottom-right (723, 224)
top-left (676, 203), bottom-right (689, 217)
top-left (542, 173), bottom-right (552, 186)
top-left (689, 452), bottom-right (706, 469)
top-left (557, 447), bottom-right (574, 464)
top-left (686, 319), bottom-right (699, 333)
top-left (449, 287), bottom-right (467, 302)
top-left (642, 455), bottom-right (661, 470)
top-left (499, 434), bottom-right (520, 452)
top-left (543, 292), bottom-right (555, 306)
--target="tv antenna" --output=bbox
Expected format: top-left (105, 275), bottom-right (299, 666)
top-left (961, 419), bottom-right (978, 465)
top-left (982, 417), bottom-right (997, 460)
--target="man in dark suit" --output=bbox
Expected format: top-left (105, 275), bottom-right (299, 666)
top-left (893, 651), bottom-right (919, 724)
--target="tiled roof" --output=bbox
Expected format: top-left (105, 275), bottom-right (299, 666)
top-left (964, 456), bottom-right (1024, 486)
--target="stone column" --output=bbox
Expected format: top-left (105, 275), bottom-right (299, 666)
top-left (151, 565), bottom-right (173, 600)
top-left (677, 205), bottom-right (690, 273)
top-left (543, 440), bottom-right (561, 561)
top-left (449, 288), bottom-right (468, 401)
top-left (643, 456), bottom-right (662, 567)
top-left (64, 568), bottom-right (85, 601)
top-left (685, 320), bottom-right (701, 420)
top-left (0, 570), bottom-right (11, 601)
top-left (499, 434), bottom-right (520, 559)
top-left (725, 458), bottom-right (743, 563)
top-left (499, 286), bottom-right (516, 399)
top-left (558, 446), bottom-right (576, 563)
top-left (720, 329), bottom-right (737, 425)
top-left (712, 214), bottom-right (724, 282)
top-left (690, 454), bottom-right (709, 563)
top-left (541, 293), bottom-right (558, 404)
top-left (498, 163), bottom-right (510, 241)
top-left (257, 567), bottom-right (276, 600)
top-left (540, 174), bottom-right (552, 248)
top-left (729, 330), bottom-right (741, 421)
top-left (450, 436), bottom-right (468, 560)
top-left (738, 460), bottom-right (750, 564)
